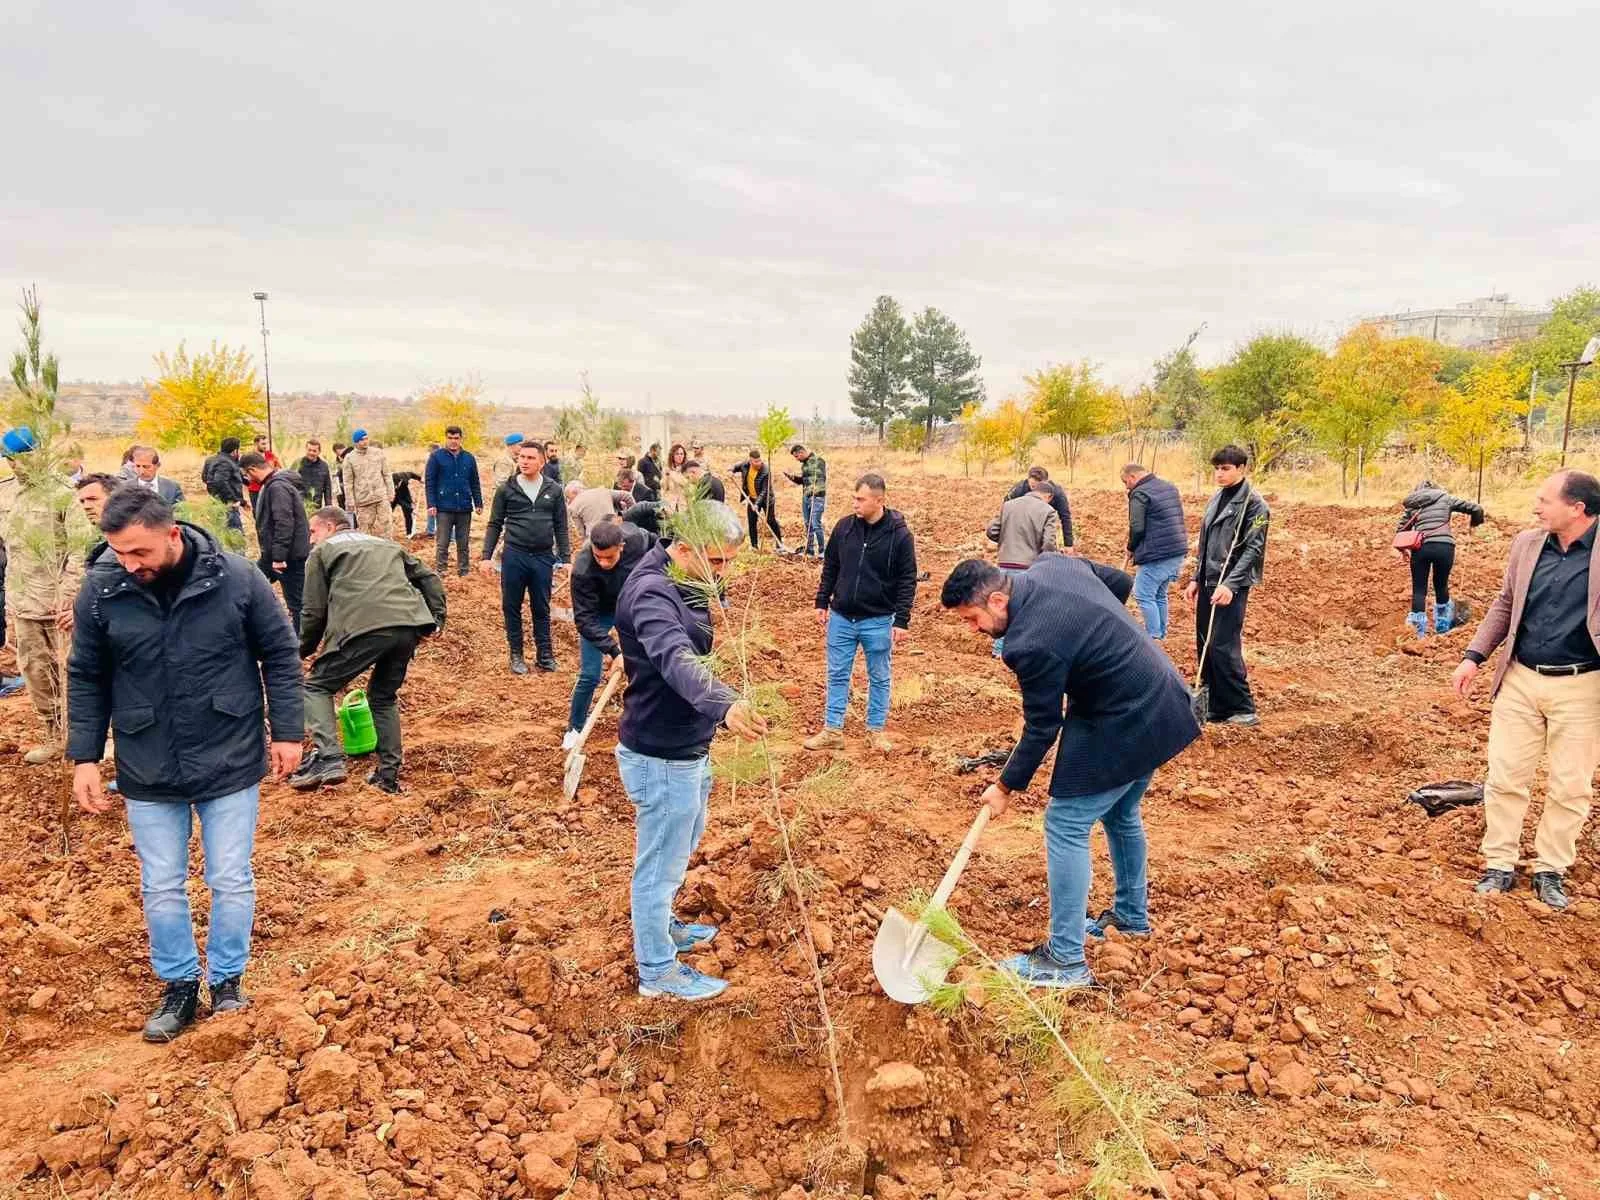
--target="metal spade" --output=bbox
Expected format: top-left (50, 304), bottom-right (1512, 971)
top-left (873, 805), bottom-right (992, 1004)
top-left (563, 657), bottom-right (625, 802)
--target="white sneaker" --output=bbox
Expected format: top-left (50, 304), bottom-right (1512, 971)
top-left (561, 730), bottom-right (581, 752)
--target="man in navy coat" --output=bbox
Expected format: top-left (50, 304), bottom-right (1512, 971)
top-left (941, 555), bottom-right (1200, 989)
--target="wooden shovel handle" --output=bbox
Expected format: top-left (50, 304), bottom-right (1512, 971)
top-left (928, 805), bottom-right (991, 912)
top-left (570, 656), bottom-right (625, 757)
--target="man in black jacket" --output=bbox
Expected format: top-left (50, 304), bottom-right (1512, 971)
top-left (481, 440), bottom-right (571, 673)
top-left (1184, 445), bottom-right (1270, 726)
top-left (293, 439), bottom-right (334, 508)
top-left (805, 473), bottom-right (917, 753)
top-left (202, 437), bottom-right (247, 532)
top-left (637, 442), bottom-right (663, 496)
top-left (391, 469), bottom-right (421, 536)
top-left (241, 452), bottom-right (311, 632)
top-left (731, 449), bottom-right (784, 550)
top-left (68, 489), bottom-right (303, 1041)
top-left (566, 518), bottom-right (656, 745)
top-left (942, 555), bottom-right (1200, 989)
top-left (683, 460), bottom-right (724, 503)
top-left (1004, 466), bottom-right (1073, 548)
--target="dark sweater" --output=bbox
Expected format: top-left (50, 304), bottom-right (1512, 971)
top-left (999, 554), bottom-right (1200, 798)
top-left (294, 457), bottom-right (334, 508)
top-left (254, 470), bottom-right (311, 563)
top-left (616, 545), bottom-right (738, 760)
top-left (571, 526), bottom-right (657, 650)
top-left (1126, 474), bottom-right (1187, 565)
top-left (483, 474), bottom-right (572, 561)
top-left (816, 509), bottom-right (918, 628)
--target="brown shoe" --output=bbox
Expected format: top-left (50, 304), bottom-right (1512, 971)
top-left (23, 744), bottom-right (61, 766)
top-left (866, 731), bottom-right (896, 753)
top-left (803, 728), bottom-right (845, 751)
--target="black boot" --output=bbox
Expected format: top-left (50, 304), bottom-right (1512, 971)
top-left (209, 975), bottom-right (248, 1013)
top-left (366, 769), bottom-right (401, 795)
top-left (535, 653), bottom-right (558, 672)
top-left (143, 979), bottom-right (201, 1042)
top-left (1474, 868), bottom-right (1515, 894)
top-left (509, 655), bottom-right (529, 675)
top-left (288, 751), bottom-right (348, 791)
top-left (1531, 871), bottom-right (1569, 911)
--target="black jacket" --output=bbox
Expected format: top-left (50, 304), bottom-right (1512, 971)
top-left (294, 457), bottom-right (334, 508)
top-left (66, 524), bottom-right (304, 804)
top-left (816, 509), bottom-right (918, 628)
top-left (202, 452), bottom-right (246, 505)
top-left (483, 474), bottom-right (572, 561)
top-left (391, 470), bottom-right (421, 507)
top-left (699, 475), bottom-right (726, 504)
top-left (1126, 474), bottom-right (1187, 566)
top-left (254, 470), bottom-right (312, 563)
top-left (621, 502), bottom-right (666, 537)
top-left (637, 453), bottom-right (663, 493)
top-left (1197, 482), bottom-right (1270, 590)
top-left (1399, 484), bottom-right (1484, 545)
top-left (1000, 554), bottom-right (1200, 798)
top-left (571, 526), bottom-right (657, 652)
top-left (732, 460), bottom-right (773, 507)
top-left (1005, 479), bottom-right (1073, 547)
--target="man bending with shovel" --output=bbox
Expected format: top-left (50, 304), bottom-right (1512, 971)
top-left (941, 555), bottom-right (1200, 989)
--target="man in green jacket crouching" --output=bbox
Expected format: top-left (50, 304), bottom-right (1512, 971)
top-left (290, 507), bottom-right (447, 794)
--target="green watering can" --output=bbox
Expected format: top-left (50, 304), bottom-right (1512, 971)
top-left (338, 689), bottom-right (378, 755)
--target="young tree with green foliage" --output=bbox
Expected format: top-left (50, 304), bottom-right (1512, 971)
top-left (905, 307), bottom-right (984, 450)
top-left (1151, 327), bottom-right (1208, 430)
top-left (1209, 332), bottom-right (1323, 472)
top-left (1028, 361), bottom-right (1110, 480)
top-left (138, 341), bottom-right (264, 451)
top-left (555, 371), bottom-right (629, 452)
top-left (756, 403), bottom-right (797, 461)
top-left (1303, 326), bottom-right (1441, 496)
top-left (848, 295), bottom-right (911, 443)
top-left (1434, 356), bottom-right (1522, 501)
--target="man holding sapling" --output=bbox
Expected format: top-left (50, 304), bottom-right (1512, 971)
top-left (941, 555), bottom-right (1200, 989)
top-left (614, 499), bottom-right (767, 1001)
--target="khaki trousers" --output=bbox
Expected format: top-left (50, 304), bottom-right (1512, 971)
top-left (1481, 663), bottom-right (1600, 874)
top-left (14, 616), bottom-right (68, 741)
top-left (354, 501), bottom-right (389, 537)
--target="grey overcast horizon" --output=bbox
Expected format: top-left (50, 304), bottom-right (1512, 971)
top-left (4, 1), bottom-right (1595, 418)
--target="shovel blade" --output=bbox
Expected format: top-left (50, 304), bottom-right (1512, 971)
top-left (563, 751), bottom-right (586, 802)
top-left (872, 907), bottom-right (960, 1004)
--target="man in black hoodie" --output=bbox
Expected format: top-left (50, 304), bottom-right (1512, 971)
top-left (565, 518), bottom-right (656, 745)
top-left (805, 473), bottom-right (918, 753)
top-left (241, 453), bottom-right (312, 632)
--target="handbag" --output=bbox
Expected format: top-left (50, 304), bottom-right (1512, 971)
top-left (1392, 511), bottom-right (1424, 553)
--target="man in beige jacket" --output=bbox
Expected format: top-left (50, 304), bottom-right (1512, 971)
top-left (1453, 469), bottom-right (1600, 911)
top-left (340, 430), bottom-right (390, 536)
top-left (982, 477), bottom-right (1062, 657)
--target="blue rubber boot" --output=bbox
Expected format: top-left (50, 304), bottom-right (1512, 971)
top-left (1435, 600), bottom-right (1455, 634)
top-left (1405, 611), bottom-right (1428, 639)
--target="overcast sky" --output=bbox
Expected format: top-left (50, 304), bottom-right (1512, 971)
top-left (4, 1), bottom-right (1596, 417)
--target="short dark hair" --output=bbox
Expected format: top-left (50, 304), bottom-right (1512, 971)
top-left (589, 521), bottom-right (626, 551)
top-left (1028, 476), bottom-right (1053, 495)
top-left (312, 506), bottom-right (351, 530)
top-left (238, 451), bottom-right (268, 470)
top-left (1559, 470), bottom-right (1600, 516)
top-left (305, 438), bottom-right (321, 449)
top-left (748, 448), bottom-right (762, 459)
top-left (445, 425), bottom-right (463, 437)
top-left (254, 433), bottom-right (269, 444)
top-left (75, 472), bottom-right (120, 494)
top-left (682, 459), bottom-right (703, 472)
top-left (130, 445), bottom-right (159, 465)
top-left (617, 468), bottom-right (637, 486)
top-left (855, 472), bottom-right (886, 494)
top-left (99, 488), bottom-right (174, 536)
top-left (1121, 463), bottom-right (1146, 478)
top-left (790, 443), bottom-right (806, 455)
top-left (519, 441), bottom-right (546, 457)
top-left (941, 559), bottom-right (1008, 608)
top-left (220, 436), bottom-right (241, 454)
top-left (1026, 466), bottom-right (1050, 483)
top-left (1211, 444), bottom-right (1249, 468)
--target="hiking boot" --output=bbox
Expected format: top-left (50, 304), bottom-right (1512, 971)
top-left (142, 979), bottom-right (201, 1042)
top-left (803, 727), bottom-right (846, 751)
top-left (22, 743), bottom-right (60, 765)
top-left (365, 769), bottom-right (401, 795)
top-left (1435, 600), bottom-right (1456, 634)
top-left (1531, 871), bottom-right (1569, 911)
top-left (509, 655), bottom-right (530, 675)
top-left (998, 946), bottom-right (1097, 991)
top-left (1085, 910), bottom-right (1152, 941)
top-left (1405, 611), bottom-right (1428, 639)
top-left (209, 976), bottom-right (248, 1014)
top-left (866, 730), bottom-right (896, 753)
top-left (535, 655), bottom-right (558, 672)
top-left (638, 963), bottom-right (728, 1001)
top-left (1474, 868), bottom-right (1515, 894)
top-left (670, 918), bottom-right (719, 951)
top-left (1217, 712), bottom-right (1260, 727)
top-left (288, 752), bottom-right (348, 791)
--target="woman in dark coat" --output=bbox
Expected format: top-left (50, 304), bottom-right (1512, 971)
top-left (1395, 480), bottom-right (1484, 637)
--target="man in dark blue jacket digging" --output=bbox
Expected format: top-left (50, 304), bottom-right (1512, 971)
top-left (942, 554), bottom-right (1200, 990)
top-left (615, 500), bottom-right (767, 1001)
top-left (67, 489), bottom-right (304, 1041)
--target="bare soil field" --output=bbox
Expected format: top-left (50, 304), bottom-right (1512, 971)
top-left (1, 470), bottom-right (1597, 1200)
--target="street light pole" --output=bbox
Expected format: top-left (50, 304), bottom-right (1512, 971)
top-left (253, 291), bottom-right (272, 453)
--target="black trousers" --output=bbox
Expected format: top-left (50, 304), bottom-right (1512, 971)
top-left (435, 509), bottom-right (473, 576)
top-left (1196, 584), bottom-right (1253, 719)
top-left (258, 557), bottom-right (307, 633)
top-left (393, 498), bottom-right (414, 536)
top-left (746, 499), bottom-right (783, 548)
top-left (502, 545), bottom-right (555, 659)
top-left (304, 626), bottom-right (421, 778)
top-left (1409, 540), bottom-right (1454, 611)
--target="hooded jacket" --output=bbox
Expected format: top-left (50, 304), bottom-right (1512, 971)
top-left (294, 456), bottom-right (334, 507)
top-left (482, 472), bottom-right (572, 560)
top-left (254, 469), bottom-right (311, 563)
top-left (816, 509), bottom-right (919, 628)
top-left (1399, 483), bottom-right (1484, 545)
top-left (202, 452), bottom-right (246, 505)
top-left (571, 525), bottom-right (657, 651)
top-left (66, 524), bottom-right (304, 804)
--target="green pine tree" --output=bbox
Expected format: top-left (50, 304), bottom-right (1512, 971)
top-left (847, 295), bottom-right (911, 443)
top-left (905, 306), bottom-right (985, 450)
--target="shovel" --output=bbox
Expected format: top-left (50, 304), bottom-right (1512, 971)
top-left (873, 805), bottom-right (992, 1004)
top-left (563, 657), bottom-right (625, 802)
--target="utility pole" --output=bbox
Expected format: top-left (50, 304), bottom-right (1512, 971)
top-left (252, 291), bottom-right (272, 453)
top-left (1526, 367), bottom-right (1538, 452)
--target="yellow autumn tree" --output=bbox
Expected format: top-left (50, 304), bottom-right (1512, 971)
top-left (1028, 360), bottom-right (1113, 479)
top-left (139, 341), bottom-right (264, 450)
top-left (417, 377), bottom-right (495, 447)
top-left (1434, 356), bottom-right (1524, 500)
top-left (971, 396), bottom-right (1042, 472)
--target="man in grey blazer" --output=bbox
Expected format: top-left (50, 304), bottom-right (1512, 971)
top-left (129, 446), bottom-right (185, 506)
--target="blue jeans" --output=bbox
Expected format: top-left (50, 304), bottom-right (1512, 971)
top-left (425, 510), bottom-right (437, 536)
top-left (615, 746), bottom-right (712, 978)
top-left (225, 505), bottom-right (243, 533)
top-left (569, 618), bottom-right (615, 731)
top-left (1042, 775), bottom-right (1151, 967)
top-left (501, 545), bottom-right (555, 657)
top-left (824, 611), bottom-right (893, 731)
top-left (1132, 554), bottom-right (1185, 639)
top-left (124, 786), bottom-right (260, 984)
top-left (802, 495), bottom-right (826, 555)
